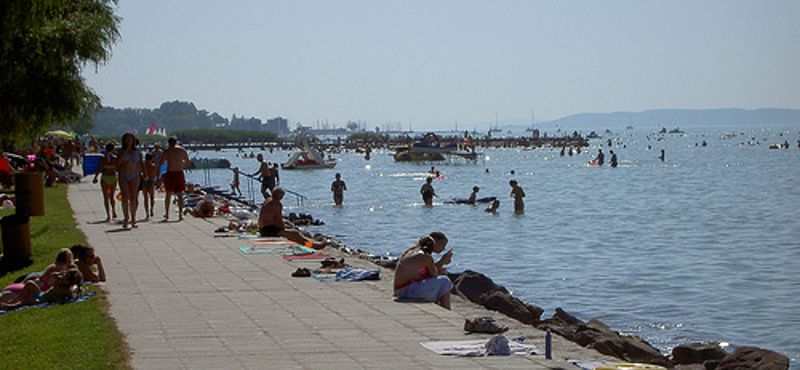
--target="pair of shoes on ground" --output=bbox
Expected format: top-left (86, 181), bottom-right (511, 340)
top-left (292, 267), bottom-right (311, 277)
top-left (464, 317), bottom-right (509, 334)
top-left (320, 258), bottom-right (345, 269)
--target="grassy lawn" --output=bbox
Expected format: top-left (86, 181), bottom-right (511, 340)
top-left (0, 184), bottom-right (130, 369)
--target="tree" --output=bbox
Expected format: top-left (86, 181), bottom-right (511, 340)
top-left (0, 0), bottom-right (121, 144)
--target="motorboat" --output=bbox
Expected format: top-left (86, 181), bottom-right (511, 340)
top-left (188, 157), bottom-right (231, 170)
top-left (393, 133), bottom-right (478, 162)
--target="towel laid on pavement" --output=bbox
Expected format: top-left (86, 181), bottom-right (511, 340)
top-left (420, 336), bottom-right (541, 357)
top-left (335, 267), bottom-right (380, 281)
top-left (239, 245), bottom-right (316, 254)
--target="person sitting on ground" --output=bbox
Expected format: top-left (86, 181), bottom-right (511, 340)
top-left (401, 231), bottom-right (452, 274)
top-left (258, 187), bottom-right (326, 249)
top-left (0, 248), bottom-right (74, 304)
top-left (70, 244), bottom-right (106, 283)
top-left (394, 235), bottom-right (453, 309)
top-left (1, 267), bottom-right (83, 310)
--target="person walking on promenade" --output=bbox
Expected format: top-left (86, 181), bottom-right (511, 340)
top-left (509, 179), bottom-right (525, 213)
top-left (420, 177), bottom-right (436, 206)
top-left (331, 173), bottom-right (347, 206)
top-left (141, 152), bottom-right (158, 219)
top-left (117, 133), bottom-right (146, 228)
top-left (258, 187), bottom-right (326, 249)
top-left (92, 142), bottom-right (118, 221)
top-left (158, 137), bottom-right (190, 221)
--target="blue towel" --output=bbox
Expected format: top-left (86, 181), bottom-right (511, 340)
top-left (335, 267), bottom-right (380, 281)
top-left (0, 291), bottom-right (97, 315)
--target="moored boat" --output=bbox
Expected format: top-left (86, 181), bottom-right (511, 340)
top-left (188, 157), bottom-right (231, 169)
top-left (282, 134), bottom-right (337, 170)
top-left (393, 132), bottom-right (478, 162)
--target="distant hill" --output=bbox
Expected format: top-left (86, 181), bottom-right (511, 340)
top-left (501, 108), bottom-right (800, 131)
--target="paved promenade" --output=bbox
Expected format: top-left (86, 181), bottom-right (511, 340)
top-left (68, 181), bottom-right (613, 369)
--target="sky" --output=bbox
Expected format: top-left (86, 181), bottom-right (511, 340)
top-left (83, 0), bottom-right (800, 131)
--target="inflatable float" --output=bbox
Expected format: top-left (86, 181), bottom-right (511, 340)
top-left (444, 196), bottom-right (497, 204)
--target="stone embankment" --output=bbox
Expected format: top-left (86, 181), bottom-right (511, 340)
top-left (319, 229), bottom-right (790, 370)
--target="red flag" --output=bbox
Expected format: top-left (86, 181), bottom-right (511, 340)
top-left (148, 122), bottom-right (156, 135)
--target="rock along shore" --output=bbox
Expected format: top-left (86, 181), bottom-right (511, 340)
top-left (313, 225), bottom-right (790, 370)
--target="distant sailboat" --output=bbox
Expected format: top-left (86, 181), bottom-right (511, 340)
top-left (489, 113), bottom-right (503, 133)
top-left (525, 111), bottom-right (536, 131)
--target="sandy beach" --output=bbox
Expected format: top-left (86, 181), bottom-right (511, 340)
top-left (68, 180), bottom-right (617, 369)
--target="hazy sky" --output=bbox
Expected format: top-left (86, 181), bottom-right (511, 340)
top-left (83, 1), bottom-right (800, 130)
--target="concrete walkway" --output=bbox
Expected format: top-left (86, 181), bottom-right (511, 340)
top-left (68, 181), bottom-right (612, 369)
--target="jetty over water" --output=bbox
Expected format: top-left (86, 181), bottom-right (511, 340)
top-left (170, 133), bottom-right (590, 153)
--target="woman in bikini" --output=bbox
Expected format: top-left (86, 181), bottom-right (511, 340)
top-left (116, 133), bottom-right (147, 228)
top-left (92, 142), bottom-right (118, 221)
top-left (141, 152), bottom-right (158, 219)
top-left (393, 235), bottom-right (452, 309)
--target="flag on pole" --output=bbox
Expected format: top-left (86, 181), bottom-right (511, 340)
top-left (147, 122), bottom-right (156, 135)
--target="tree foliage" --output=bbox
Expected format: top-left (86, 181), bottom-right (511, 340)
top-left (90, 100), bottom-right (228, 135)
top-left (0, 0), bottom-right (121, 143)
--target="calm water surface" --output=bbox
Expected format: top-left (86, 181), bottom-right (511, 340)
top-left (185, 125), bottom-right (799, 366)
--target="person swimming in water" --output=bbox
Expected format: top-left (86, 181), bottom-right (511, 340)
top-left (485, 199), bottom-right (500, 213)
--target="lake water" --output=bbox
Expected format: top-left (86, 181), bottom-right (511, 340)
top-left (183, 125), bottom-right (799, 366)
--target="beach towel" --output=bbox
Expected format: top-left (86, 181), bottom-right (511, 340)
top-left (249, 239), bottom-right (300, 247)
top-left (420, 337), bottom-right (541, 357)
top-left (282, 252), bottom-right (331, 262)
top-left (238, 245), bottom-right (316, 255)
top-left (311, 272), bottom-right (337, 281)
top-left (335, 267), bottom-right (380, 281)
top-left (0, 291), bottom-right (96, 315)
top-left (236, 234), bottom-right (271, 240)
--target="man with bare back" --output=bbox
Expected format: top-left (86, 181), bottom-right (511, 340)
top-left (158, 137), bottom-right (190, 221)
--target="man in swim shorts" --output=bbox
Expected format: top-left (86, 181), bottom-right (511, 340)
top-left (258, 187), bottom-right (326, 249)
top-left (158, 137), bottom-right (190, 221)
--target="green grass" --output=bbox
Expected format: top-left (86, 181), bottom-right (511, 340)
top-left (0, 185), bottom-right (130, 370)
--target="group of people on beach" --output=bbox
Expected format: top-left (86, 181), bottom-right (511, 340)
top-left (1, 244), bottom-right (105, 311)
top-left (92, 134), bottom-right (191, 228)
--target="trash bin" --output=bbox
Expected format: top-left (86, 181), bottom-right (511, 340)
top-left (1, 214), bottom-right (31, 267)
top-left (15, 171), bottom-right (44, 216)
top-left (82, 153), bottom-right (102, 176)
